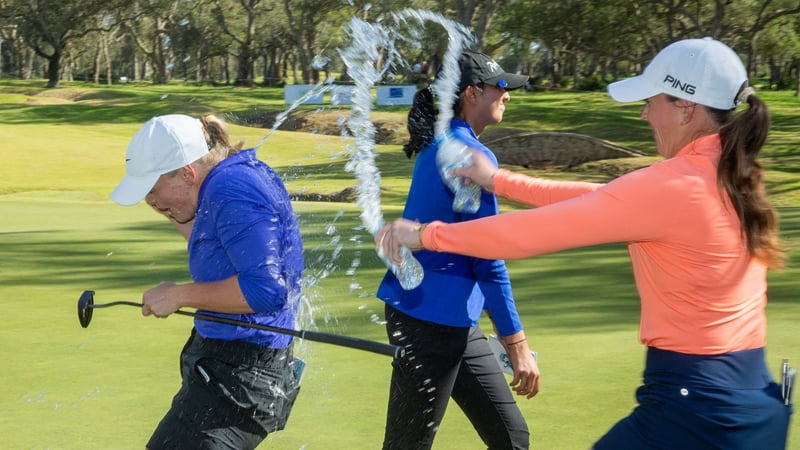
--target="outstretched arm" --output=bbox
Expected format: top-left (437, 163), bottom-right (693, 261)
top-left (375, 166), bottom-right (674, 263)
top-left (451, 150), bottom-right (602, 206)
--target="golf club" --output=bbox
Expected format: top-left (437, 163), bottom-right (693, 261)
top-left (78, 290), bottom-right (404, 359)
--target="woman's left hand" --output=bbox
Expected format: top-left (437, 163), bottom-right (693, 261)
top-left (449, 149), bottom-right (499, 192)
top-left (504, 334), bottom-right (541, 399)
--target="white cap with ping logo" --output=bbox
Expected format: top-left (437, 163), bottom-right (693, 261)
top-left (607, 37), bottom-right (748, 110)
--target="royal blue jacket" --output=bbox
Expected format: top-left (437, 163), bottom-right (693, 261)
top-left (188, 148), bottom-right (304, 347)
top-left (376, 119), bottom-right (523, 336)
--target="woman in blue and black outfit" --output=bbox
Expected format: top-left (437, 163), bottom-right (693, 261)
top-left (111, 114), bottom-right (304, 449)
top-left (377, 51), bottom-right (540, 450)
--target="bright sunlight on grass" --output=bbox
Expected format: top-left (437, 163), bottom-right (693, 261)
top-left (1, 80), bottom-right (798, 449)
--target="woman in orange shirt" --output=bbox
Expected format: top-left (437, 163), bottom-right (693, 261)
top-left (377, 38), bottom-right (791, 449)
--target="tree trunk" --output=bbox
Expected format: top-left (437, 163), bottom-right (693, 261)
top-left (103, 36), bottom-right (112, 86)
top-left (139, 54), bottom-right (147, 81)
top-left (61, 52), bottom-right (73, 83)
top-left (94, 44), bottom-right (102, 84)
top-left (46, 50), bottom-right (61, 88)
top-left (796, 60), bottom-right (800, 97)
top-left (262, 51), bottom-right (280, 86)
top-left (235, 44), bottom-right (254, 86)
top-left (22, 47), bottom-right (34, 79)
top-left (572, 49), bottom-right (580, 91)
top-left (291, 54), bottom-right (299, 84)
top-left (222, 53), bottom-right (231, 84)
top-left (768, 56), bottom-right (779, 90)
top-left (196, 47), bottom-right (204, 82)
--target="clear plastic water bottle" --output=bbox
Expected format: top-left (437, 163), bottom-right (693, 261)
top-left (436, 135), bottom-right (482, 213)
top-left (377, 244), bottom-right (424, 290)
top-left (385, 246), bottom-right (424, 290)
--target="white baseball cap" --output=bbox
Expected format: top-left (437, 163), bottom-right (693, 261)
top-left (607, 37), bottom-right (748, 110)
top-left (110, 114), bottom-right (209, 206)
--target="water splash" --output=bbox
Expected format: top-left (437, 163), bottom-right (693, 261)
top-left (336, 10), bottom-right (475, 289)
top-left (395, 10), bottom-right (482, 213)
top-left (252, 78), bottom-right (336, 150)
top-left (244, 9), bottom-right (476, 359)
top-left (392, 9), bottom-right (475, 139)
top-left (340, 13), bottom-right (475, 291)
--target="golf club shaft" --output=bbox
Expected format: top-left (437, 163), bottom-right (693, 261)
top-left (183, 311), bottom-right (402, 358)
top-left (89, 303), bottom-right (403, 358)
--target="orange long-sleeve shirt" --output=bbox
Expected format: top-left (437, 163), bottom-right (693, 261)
top-left (422, 134), bottom-right (767, 355)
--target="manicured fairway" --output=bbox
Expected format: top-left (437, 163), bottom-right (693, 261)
top-left (1, 82), bottom-right (797, 448)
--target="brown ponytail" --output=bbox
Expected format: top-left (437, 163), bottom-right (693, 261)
top-left (714, 90), bottom-right (786, 269)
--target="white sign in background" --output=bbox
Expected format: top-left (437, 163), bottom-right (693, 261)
top-left (283, 85), bottom-right (416, 105)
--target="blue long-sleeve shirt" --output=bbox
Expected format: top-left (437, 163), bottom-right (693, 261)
top-left (376, 118), bottom-right (523, 336)
top-left (188, 148), bottom-right (304, 347)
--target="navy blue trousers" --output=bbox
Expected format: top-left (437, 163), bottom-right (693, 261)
top-left (595, 347), bottom-right (792, 450)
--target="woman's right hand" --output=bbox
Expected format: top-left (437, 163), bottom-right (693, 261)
top-left (142, 281), bottom-right (181, 318)
top-left (449, 149), bottom-right (499, 192)
top-left (375, 219), bottom-right (425, 265)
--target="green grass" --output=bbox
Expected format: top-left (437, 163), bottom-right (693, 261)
top-left (0, 80), bottom-right (798, 449)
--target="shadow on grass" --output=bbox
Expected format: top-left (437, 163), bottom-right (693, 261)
top-left (3, 201), bottom-right (797, 342)
top-left (17, 204), bottom-right (800, 339)
top-left (0, 227), bottom-right (190, 291)
top-left (0, 211), bottom-right (639, 340)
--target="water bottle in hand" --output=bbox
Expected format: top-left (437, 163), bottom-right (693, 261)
top-left (377, 244), bottom-right (423, 290)
top-left (374, 221), bottom-right (423, 291)
top-left (436, 135), bottom-right (481, 213)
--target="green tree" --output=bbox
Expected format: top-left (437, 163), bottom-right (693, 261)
top-left (119, 0), bottom-right (180, 84)
top-left (281, 0), bottom-right (353, 84)
top-left (212, 0), bottom-right (274, 86)
top-left (0, 0), bottom-right (120, 87)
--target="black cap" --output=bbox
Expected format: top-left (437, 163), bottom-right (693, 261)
top-left (457, 51), bottom-right (529, 93)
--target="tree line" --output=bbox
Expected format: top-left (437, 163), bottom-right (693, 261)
top-left (0, 0), bottom-right (798, 95)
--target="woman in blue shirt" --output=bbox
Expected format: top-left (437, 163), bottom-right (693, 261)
top-left (377, 52), bottom-right (540, 450)
top-left (111, 114), bottom-right (304, 449)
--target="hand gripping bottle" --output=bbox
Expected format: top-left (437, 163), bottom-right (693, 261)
top-left (436, 135), bottom-right (482, 213)
top-left (375, 221), bottom-right (424, 291)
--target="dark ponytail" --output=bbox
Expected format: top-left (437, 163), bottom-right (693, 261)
top-left (403, 87), bottom-right (436, 159)
top-left (714, 90), bottom-right (786, 269)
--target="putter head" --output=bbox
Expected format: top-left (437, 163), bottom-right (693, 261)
top-left (78, 290), bottom-right (95, 328)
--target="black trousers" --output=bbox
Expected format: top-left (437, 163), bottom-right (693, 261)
top-left (382, 304), bottom-right (530, 450)
top-left (147, 330), bottom-right (301, 450)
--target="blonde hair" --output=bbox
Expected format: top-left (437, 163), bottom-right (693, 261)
top-left (194, 115), bottom-right (245, 168)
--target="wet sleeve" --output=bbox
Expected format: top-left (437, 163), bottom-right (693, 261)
top-left (215, 198), bottom-right (290, 313)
